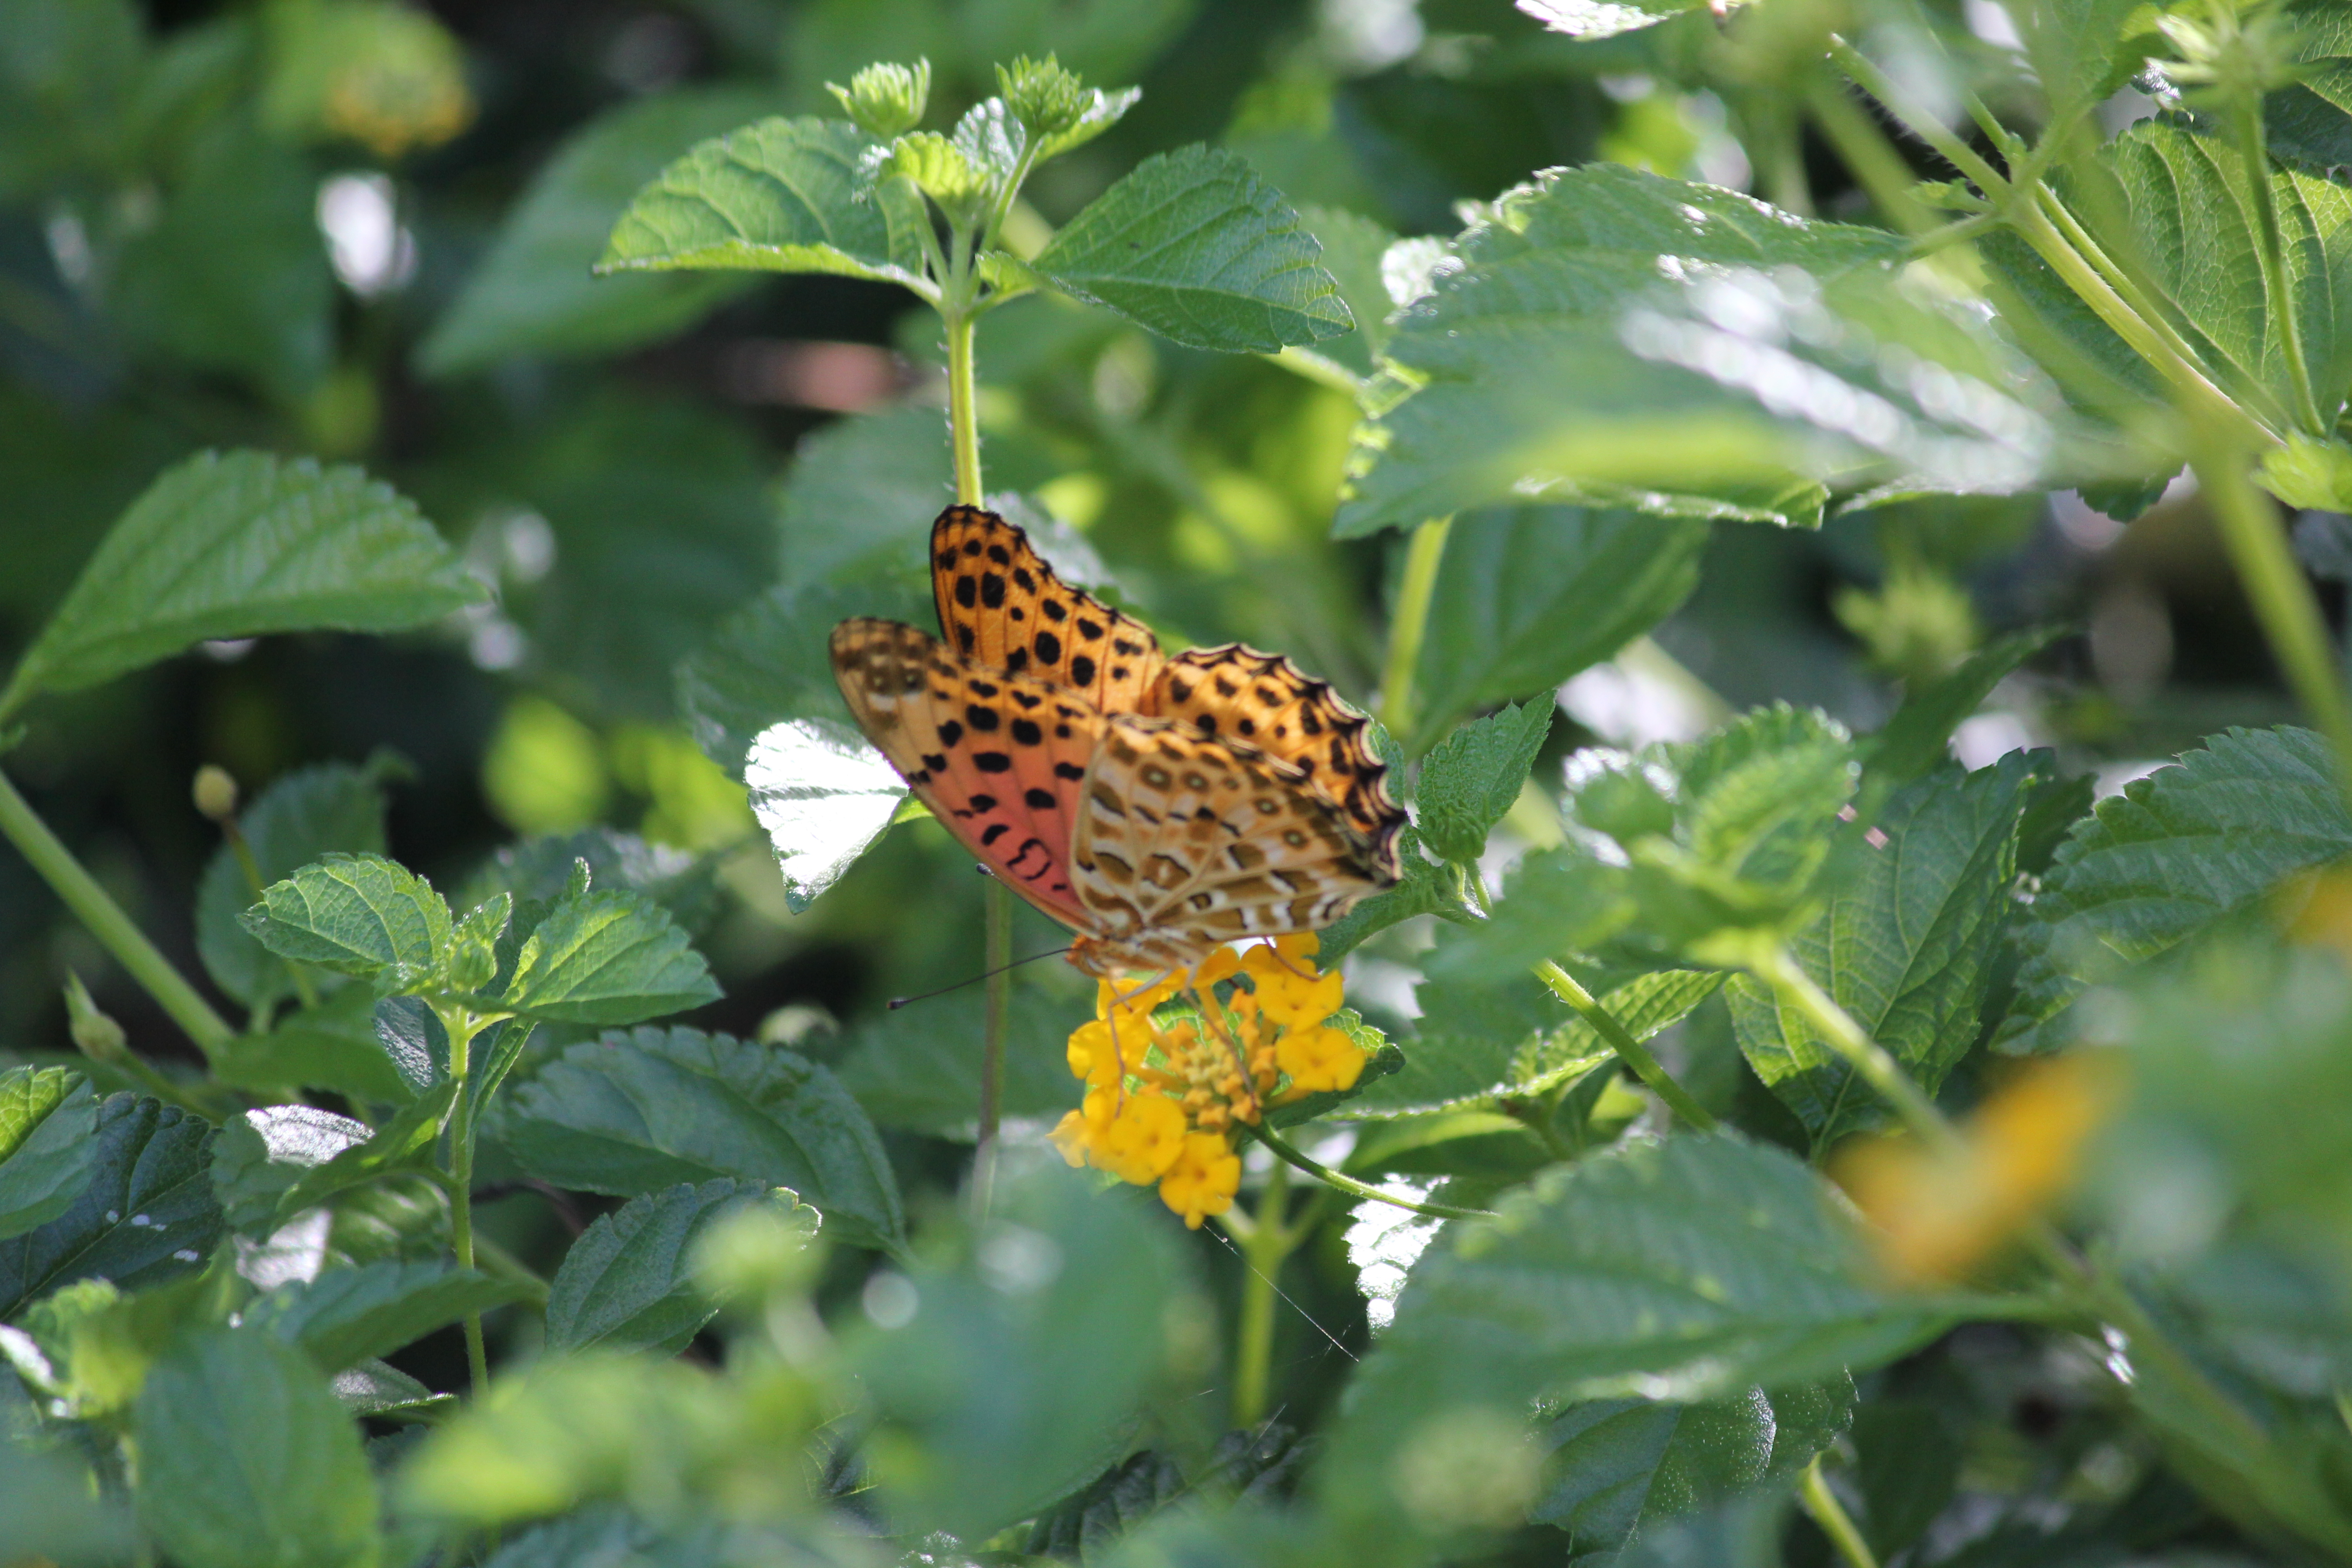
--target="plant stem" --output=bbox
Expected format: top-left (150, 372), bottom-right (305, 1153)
top-left (1800, 1457), bottom-right (1881, 1568)
top-left (1533, 960), bottom-right (1720, 1132)
top-left (441, 1008), bottom-right (491, 1392)
top-left (1230, 1159), bottom-right (1290, 1428)
top-left (943, 280), bottom-right (1013, 1217)
top-left (1379, 515), bottom-right (1451, 746)
top-left (2010, 198), bottom-right (2254, 435)
top-left (1805, 75), bottom-right (1935, 238)
top-left (1825, 36), bottom-right (2010, 199)
top-left (1251, 1126), bottom-right (1495, 1221)
top-left (2230, 96), bottom-right (2324, 436)
top-left (1751, 943), bottom-right (1960, 1154)
top-left (2192, 434), bottom-right (2352, 804)
top-left (0, 767), bottom-right (235, 1058)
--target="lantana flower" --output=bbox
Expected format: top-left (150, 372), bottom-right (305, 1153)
top-left (1049, 935), bottom-right (1368, 1227)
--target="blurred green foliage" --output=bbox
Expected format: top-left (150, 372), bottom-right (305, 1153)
top-left (10, 0), bottom-right (2352, 1565)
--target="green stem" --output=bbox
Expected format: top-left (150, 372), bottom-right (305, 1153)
top-left (2027, 192), bottom-right (2261, 433)
top-left (1805, 76), bottom-right (1935, 238)
top-left (1230, 1159), bottom-right (1291, 1428)
top-left (1533, 960), bottom-right (1720, 1133)
top-left (441, 1009), bottom-right (491, 1392)
top-left (1379, 515), bottom-right (1451, 745)
top-left (1825, 36), bottom-right (2010, 199)
top-left (1251, 1126), bottom-right (1496, 1221)
top-left (943, 275), bottom-right (1013, 1218)
top-left (975, 876), bottom-right (1012, 1218)
top-left (1800, 1457), bottom-right (1881, 1568)
top-left (2231, 96), bottom-right (2325, 435)
top-left (2192, 435), bottom-right (2352, 805)
top-left (1751, 943), bottom-right (1959, 1154)
top-left (0, 767), bottom-right (235, 1058)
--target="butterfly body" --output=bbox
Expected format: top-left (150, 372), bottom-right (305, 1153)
top-left (836, 506), bottom-right (1405, 980)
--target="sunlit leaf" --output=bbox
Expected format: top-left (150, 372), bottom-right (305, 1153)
top-left (500, 884), bottom-right (720, 1025)
top-left (744, 719), bottom-right (908, 913)
top-left (241, 852), bottom-right (455, 994)
top-left (1030, 144), bottom-right (1353, 353)
top-left (596, 114), bottom-right (931, 290)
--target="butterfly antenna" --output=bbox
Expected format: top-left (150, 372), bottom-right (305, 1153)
top-left (887, 946), bottom-right (1074, 1009)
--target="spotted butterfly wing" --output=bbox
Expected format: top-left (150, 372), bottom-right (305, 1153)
top-left (1140, 646), bottom-right (1404, 879)
top-left (931, 505), bottom-right (1165, 713)
top-left (926, 506), bottom-right (1405, 872)
top-left (1068, 717), bottom-right (1392, 975)
top-left (829, 617), bottom-right (1102, 927)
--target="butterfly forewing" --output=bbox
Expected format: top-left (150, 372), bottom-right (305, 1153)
top-left (1143, 644), bottom-right (1405, 878)
top-left (1071, 717), bottom-right (1389, 968)
top-left (931, 505), bottom-right (1166, 713)
top-left (830, 617), bottom-right (1101, 928)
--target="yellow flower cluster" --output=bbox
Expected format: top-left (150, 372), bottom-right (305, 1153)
top-left (1049, 935), bottom-right (1368, 1228)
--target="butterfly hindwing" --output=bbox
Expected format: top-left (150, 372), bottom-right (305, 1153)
top-left (1071, 716), bottom-right (1389, 967)
top-left (830, 617), bottom-right (1101, 927)
top-left (931, 505), bottom-right (1166, 713)
top-left (1143, 644), bottom-right (1405, 878)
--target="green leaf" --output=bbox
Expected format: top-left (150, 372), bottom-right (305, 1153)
top-left (595, 114), bottom-right (930, 290)
top-left (0, 1066), bottom-right (100, 1240)
top-left (1337, 167), bottom-right (1906, 538)
top-left (2093, 118), bottom-right (2352, 431)
top-left (457, 829), bottom-right (719, 942)
top-left (678, 573), bottom-right (931, 781)
top-left (773, 405), bottom-right (952, 592)
top-left (1404, 506), bottom-right (1709, 745)
top-left (0, 1093), bottom-right (221, 1318)
top-left (248, 1259), bottom-right (525, 1373)
top-left (1313, 1134), bottom-right (1944, 1553)
top-left (0, 1433), bottom-right (138, 1564)
top-left (1416, 696), bottom-right (1555, 863)
top-left (1999, 726), bottom-right (2352, 1053)
top-left (133, 1328), bottom-right (381, 1568)
top-left (501, 1026), bottom-right (904, 1250)
top-left (1610, 1495), bottom-right (1790, 1568)
top-left (1850, 1400), bottom-right (1961, 1559)
top-left (545, 1178), bottom-right (813, 1355)
top-left (1294, 204), bottom-right (1401, 380)
top-left (1421, 848), bottom-right (1634, 984)
top-left (241, 852), bottom-right (455, 994)
top-left (1029, 144), bottom-right (1352, 353)
top-left (1315, 826), bottom-right (1471, 963)
top-left (499, 885), bottom-right (720, 1025)
top-left (831, 978), bottom-right (1092, 1139)
top-left (0, 450), bottom-right (483, 718)
top-left (2267, 0), bottom-right (2352, 168)
top-left (1347, 965), bottom-right (1720, 1118)
top-left (1729, 754), bottom-right (2043, 1146)
top-left (418, 88), bottom-right (779, 375)
top-left (1857, 628), bottom-right (2063, 805)
top-left (109, 119), bottom-right (333, 402)
top-left (1516, 0), bottom-right (1757, 39)
top-left (216, 987), bottom-right (419, 1105)
top-left (844, 1164), bottom-right (1187, 1541)
top-left (1533, 1378), bottom-right (1850, 1554)
top-left (214, 1088), bottom-right (457, 1241)
top-left (211, 1104), bottom-right (374, 1236)
top-left (196, 756), bottom-right (398, 1010)
top-left (331, 1357), bottom-right (454, 1421)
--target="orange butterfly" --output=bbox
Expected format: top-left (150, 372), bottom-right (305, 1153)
top-left (830, 505), bottom-right (1403, 983)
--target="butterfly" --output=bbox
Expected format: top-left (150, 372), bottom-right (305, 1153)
top-left (831, 505), bottom-right (1405, 981)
